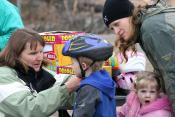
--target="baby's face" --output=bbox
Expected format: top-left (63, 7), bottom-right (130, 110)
top-left (137, 83), bottom-right (159, 106)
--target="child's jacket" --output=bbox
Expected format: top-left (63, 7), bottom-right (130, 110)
top-left (118, 91), bottom-right (173, 117)
top-left (73, 70), bottom-right (116, 117)
top-left (117, 51), bottom-right (146, 89)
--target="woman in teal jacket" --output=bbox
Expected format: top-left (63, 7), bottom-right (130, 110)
top-left (102, 0), bottom-right (175, 114)
top-left (0, 0), bottom-right (24, 51)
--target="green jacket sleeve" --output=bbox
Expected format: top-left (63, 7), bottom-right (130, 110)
top-left (140, 13), bottom-right (175, 112)
top-left (0, 67), bottom-right (73, 117)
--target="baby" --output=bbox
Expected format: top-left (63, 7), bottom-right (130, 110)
top-left (117, 71), bottom-right (173, 117)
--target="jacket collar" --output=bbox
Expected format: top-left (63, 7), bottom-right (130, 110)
top-left (14, 62), bottom-right (56, 92)
top-left (140, 0), bottom-right (175, 22)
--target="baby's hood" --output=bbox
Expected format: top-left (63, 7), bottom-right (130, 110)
top-left (140, 96), bottom-right (173, 115)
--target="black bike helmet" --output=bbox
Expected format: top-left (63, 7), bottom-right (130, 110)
top-left (62, 33), bottom-right (113, 61)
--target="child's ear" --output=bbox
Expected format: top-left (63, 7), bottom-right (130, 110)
top-left (81, 63), bottom-right (87, 70)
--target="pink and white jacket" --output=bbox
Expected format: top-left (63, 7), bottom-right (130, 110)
top-left (117, 92), bottom-right (173, 117)
top-left (116, 51), bottom-right (146, 89)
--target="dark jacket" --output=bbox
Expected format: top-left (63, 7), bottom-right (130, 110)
top-left (139, 0), bottom-right (175, 113)
top-left (73, 70), bottom-right (116, 117)
top-left (14, 63), bottom-right (56, 92)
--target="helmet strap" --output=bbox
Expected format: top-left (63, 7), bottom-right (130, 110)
top-left (77, 58), bottom-right (86, 78)
top-left (84, 61), bottom-right (96, 71)
top-left (77, 58), bottom-right (96, 78)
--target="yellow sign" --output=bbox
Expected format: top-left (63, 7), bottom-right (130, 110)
top-left (43, 36), bottom-right (55, 42)
top-left (40, 31), bottom-right (84, 74)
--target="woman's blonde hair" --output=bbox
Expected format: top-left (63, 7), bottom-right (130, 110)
top-left (134, 71), bottom-right (161, 91)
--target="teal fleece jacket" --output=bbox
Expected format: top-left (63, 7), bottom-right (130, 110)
top-left (0, 0), bottom-right (24, 51)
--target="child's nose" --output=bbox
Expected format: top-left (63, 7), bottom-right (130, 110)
top-left (145, 92), bottom-right (151, 97)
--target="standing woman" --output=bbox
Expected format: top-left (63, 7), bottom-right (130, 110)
top-left (0, 28), bottom-right (80, 117)
top-left (103, 0), bottom-right (175, 114)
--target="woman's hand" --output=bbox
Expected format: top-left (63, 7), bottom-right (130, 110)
top-left (65, 76), bottom-right (81, 92)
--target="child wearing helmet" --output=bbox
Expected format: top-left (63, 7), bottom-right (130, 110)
top-left (105, 49), bottom-right (146, 95)
top-left (116, 50), bottom-right (146, 95)
top-left (62, 34), bottom-right (116, 117)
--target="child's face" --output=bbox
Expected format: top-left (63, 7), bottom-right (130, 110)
top-left (137, 81), bottom-right (159, 106)
top-left (71, 58), bottom-right (81, 77)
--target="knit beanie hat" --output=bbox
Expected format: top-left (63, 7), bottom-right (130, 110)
top-left (103, 0), bottom-right (134, 27)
